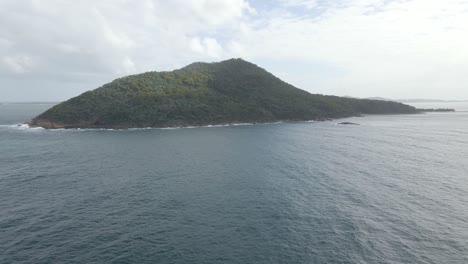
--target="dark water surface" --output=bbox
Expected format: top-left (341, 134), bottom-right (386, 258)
top-left (1, 103), bottom-right (467, 263)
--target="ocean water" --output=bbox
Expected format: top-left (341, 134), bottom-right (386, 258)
top-left (1, 103), bottom-right (467, 264)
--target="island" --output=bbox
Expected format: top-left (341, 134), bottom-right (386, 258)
top-left (416, 108), bottom-right (455, 112)
top-left (338, 122), bottom-right (360, 125)
top-left (27, 58), bottom-right (417, 129)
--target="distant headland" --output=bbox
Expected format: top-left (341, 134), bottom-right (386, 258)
top-left (27, 59), bottom-right (417, 129)
top-left (416, 108), bottom-right (455, 112)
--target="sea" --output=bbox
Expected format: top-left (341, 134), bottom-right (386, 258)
top-left (1, 102), bottom-right (467, 264)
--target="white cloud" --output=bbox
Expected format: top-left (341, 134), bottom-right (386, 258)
top-left (185, 0), bottom-right (256, 25)
top-left (2, 55), bottom-right (34, 73)
top-left (57, 43), bottom-right (81, 53)
top-left (0, 0), bottom-right (254, 74)
top-left (190, 37), bottom-right (224, 58)
top-left (190, 38), bottom-right (205, 54)
top-left (279, 0), bottom-right (318, 9)
top-left (233, 0), bottom-right (468, 98)
top-left (203, 38), bottom-right (224, 58)
top-left (121, 57), bottom-right (137, 74)
top-left (0, 38), bottom-right (14, 49)
top-left (1, 0), bottom-right (468, 101)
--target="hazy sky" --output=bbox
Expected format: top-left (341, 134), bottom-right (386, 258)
top-left (1, 0), bottom-right (468, 102)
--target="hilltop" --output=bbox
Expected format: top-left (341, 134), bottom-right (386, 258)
top-left (28, 59), bottom-right (417, 128)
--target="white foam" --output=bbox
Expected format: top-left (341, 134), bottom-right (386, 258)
top-left (6, 123), bottom-right (45, 131)
top-left (2, 120), bottom-right (319, 132)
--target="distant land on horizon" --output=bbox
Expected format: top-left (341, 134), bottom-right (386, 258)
top-left (26, 59), bottom-right (420, 129)
top-left (0, 102), bottom-right (61, 104)
top-left (364, 97), bottom-right (468, 103)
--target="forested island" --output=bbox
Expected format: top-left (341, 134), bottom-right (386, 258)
top-left (28, 59), bottom-right (417, 129)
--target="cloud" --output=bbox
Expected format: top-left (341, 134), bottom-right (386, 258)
top-left (3, 55), bottom-right (34, 73)
top-left (121, 57), bottom-right (137, 75)
top-left (184, 0), bottom-right (256, 25)
top-left (233, 0), bottom-right (468, 98)
top-left (1, 0), bottom-right (468, 101)
top-left (0, 0), bottom-right (253, 74)
top-left (279, 0), bottom-right (318, 9)
top-left (190, 37), bottom-right (224, 58)
top-left (56, 43), bottom-right (81, 54)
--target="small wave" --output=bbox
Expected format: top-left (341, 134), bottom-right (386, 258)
top-left (128, 127), bottom-right (154, 131)
top-left (159, 123), bottom-right (253, 129)
top-left (5, 123), bottom-right (45, 131)
top-left (211, 124), bottom-right (241, 128)
top-left (231, 123), bottom-right (255, 126)
top-left (3, 120), bottom-right (313, 132)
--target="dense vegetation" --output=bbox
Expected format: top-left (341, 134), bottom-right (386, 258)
top-left (29, 59), bottom-right (417, 128)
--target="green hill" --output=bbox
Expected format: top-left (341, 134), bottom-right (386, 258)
top-left (28, 58), bottom-right (417, 128)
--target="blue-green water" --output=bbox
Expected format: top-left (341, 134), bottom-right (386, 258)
top-left (1, 103), bottom-right (468, 263)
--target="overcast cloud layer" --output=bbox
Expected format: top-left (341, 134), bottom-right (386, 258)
top-left (1, 0), bottom-right (468, 101)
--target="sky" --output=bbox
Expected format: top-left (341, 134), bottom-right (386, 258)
top-left (1, 0), bottom-right (468, 102)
